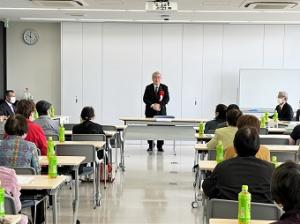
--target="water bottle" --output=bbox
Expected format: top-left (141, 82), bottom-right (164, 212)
top-left (238, 185), bottom-right (251, 224)
top-left (33, 110), bottom-right (39, 120)
top-left (59, 123), bottom-right (65, 143)
top-left (198, 121), bottom-right (204, 137)
top-left (0, 183), bottom-right (5, 217)
top-left (271, 156), bottom-right (278, 168)
top-left (260, 116), bottom-right (266, 128)
top-left (264, 112), bottom-right (269, 127)
top-left (49, 105), bottom-right (55, 119)
top-left (48, 154), bottom-right (58, 179)
top-left (216, 140), bottom-right (224, 163)
top-left (47, 137), bottom-right (55, 159)
top-left (273, 111), bottom-right (279, 128)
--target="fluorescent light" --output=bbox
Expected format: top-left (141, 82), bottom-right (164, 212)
top-left (19, 17), bottom-right (300, 24)
top-left (4, 7), bottom-right (300, 13)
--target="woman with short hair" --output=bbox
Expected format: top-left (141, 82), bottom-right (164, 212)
top-left (271, 161), bottom-right (300, 223)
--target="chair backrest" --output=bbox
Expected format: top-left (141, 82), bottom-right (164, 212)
top-left (260, 138), bottom-right (289, 145)
top-left (72, 134), bottom-right (106, 142)
top-left (13, 167), bottom-right (36, 175)
top-left (5, 194), bottom-right (17, 214)
top-left (46, 134), bottom-right (59, 141)
top-left (64, 123), bottom-right (76, 131)
top-left (0, 133), bottom-right (3, 140)
top-left (259, 128), bottom-right (268, 135)
top-left (296, 139), bottom-right (300, 145)
top-left (207, 198), bottom-right (282, 223)
top-left (55, 144), bottom-right (97, 163)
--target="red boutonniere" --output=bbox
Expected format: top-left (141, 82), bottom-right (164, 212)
top-left (159, 90), bottom-right (164, 102)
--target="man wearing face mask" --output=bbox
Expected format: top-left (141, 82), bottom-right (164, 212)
top-left (0, 90), bottom-right (16, 117)
top-left (273, 91), bottom-right (294, 121)
top-left (143, 71), bottom-right (170, 152)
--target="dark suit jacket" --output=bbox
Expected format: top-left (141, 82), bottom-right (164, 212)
top-left (275, 103), bottom-right (294, 121)
top-left (143, 83), bottom-right (169, 117)
top-left (72, 120), bottom-right (105, 135)
top-left (202, 156), bottom-right (274, 203)
top-left (0, 101), bottom-right (16, 117)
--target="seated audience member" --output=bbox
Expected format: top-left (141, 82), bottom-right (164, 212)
top-left (296, 109), bottom-right (300, 121)
top-left (271, 161), bottom-right (300, 224)
top-left (16, 100), bottom-right (47, 155)
top-left (216, 104), bottom-right (240, 128)
top-left (225, 115), bottom-right (270, 162)
top-left (73, 106), bottom-right (105, 135)
top-left (203, 127), bottom-right (274, 203)
top-left (289, 124), bottom-right (300, 145)
top-left (0, 90), bottom-right (16, 117)
top-left (207, 109), bottom-right (242, 150)
top-left (0, 166), bottom-right (28, 224)
top-left (204, 104), bottom-right (227, 134)
top-left (0, 115), bottom-right (40, 173)
top-left (272, 91), bottom-right (294, 121)
top-left (34, 100), bottom-right (59, 135)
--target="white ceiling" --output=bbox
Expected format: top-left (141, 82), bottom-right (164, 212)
top-left (2, 0), bottom-right (300, 23)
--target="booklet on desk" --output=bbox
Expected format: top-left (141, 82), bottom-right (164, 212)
top-left (16, 176), bottom-right (34, 185)
top-left (154, 115), bottom-right (175, 122)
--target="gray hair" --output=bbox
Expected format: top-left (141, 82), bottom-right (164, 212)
top-left (278, 91), bottom-right (288, 100)
top-left (152, 71), bottom-right (161, 77)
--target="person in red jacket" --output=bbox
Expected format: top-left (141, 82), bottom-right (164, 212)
top-left (16, 99), bottom-right (47, 155)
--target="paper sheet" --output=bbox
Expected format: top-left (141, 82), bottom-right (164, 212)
top-left (17, 176), bottom-right (34, 185)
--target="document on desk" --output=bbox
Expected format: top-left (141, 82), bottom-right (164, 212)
top-left (155, 118), bottom-right (173, 122)
top-left (17, 176), bottom-right (34, 185)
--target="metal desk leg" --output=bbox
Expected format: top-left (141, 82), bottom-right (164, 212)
top-left (173, 140), bottom-right (176, 155)
top-left (119, 130), bottom-right (125, 171)
top-left (73, 166), bottom-right (79, 224)
top-left (104, 145), bottom-right (107, 189)
top-left (115, 134), bottom-right (118, 172)
top-left (96, 161), bottom-right (101, 207)
top-left (51, 190), bottom-right (58, 224)
top-left (93, 162), bottom-right (97, 209)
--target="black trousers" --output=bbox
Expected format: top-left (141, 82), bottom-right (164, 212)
top-left (148, 140), bottom-right (164, 149)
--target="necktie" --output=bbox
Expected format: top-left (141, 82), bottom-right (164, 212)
top-left (155, 86), bottom-right (158, 94)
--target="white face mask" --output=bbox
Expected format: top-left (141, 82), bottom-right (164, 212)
top-left (277, 98), bottom-right (284, 105)
top-left (10, 97), bottom-right (16, 104)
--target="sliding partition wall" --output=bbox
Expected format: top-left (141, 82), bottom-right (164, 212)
top-left (0, 22), bottom-right (6, 99)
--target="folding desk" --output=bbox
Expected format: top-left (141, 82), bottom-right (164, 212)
top-left (18, 175), bottom-right (66, 224)
top-left (39, 156), bottom-right (85, 224)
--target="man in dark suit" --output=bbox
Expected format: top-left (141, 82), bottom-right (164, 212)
top-left (143, 71), bottom-right (169, 152)
top-left (273, 91), bottom-right (294, 121)
top-left (0, 90), bottom-right (16, 117)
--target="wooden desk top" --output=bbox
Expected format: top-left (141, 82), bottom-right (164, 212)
top-left (195, 133), bottom-right (290, 140)
top-left (194, 126), bottom-right (287, 134)
top-left (0, 215), bottom-right (22, 224)
top-left (53, 141), bottom-right (105, 149)
top-left (199, 160), bottom-right (282, 171)
top-left (18, 175), bottom-right (66, 190)
top-left (39, 156), bottom-right (85, 166)
top-left (64, 130), bottom-right (117, 138)
top-left (120, 117), bottom-right (208, 123)
top-left (195, 144), bottom-right (298, 152)
top-left (209, 218), bottom-right (275, 224)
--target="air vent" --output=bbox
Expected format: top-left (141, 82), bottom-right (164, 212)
top-left (31, 0), bottom-right (87, 7)
top-left (243, 1), bottom-right (298, 9)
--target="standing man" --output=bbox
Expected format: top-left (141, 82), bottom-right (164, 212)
top-left (143, 71), bottom-right (169, 152)
top-left (0, 90), bottom-right (16, 117)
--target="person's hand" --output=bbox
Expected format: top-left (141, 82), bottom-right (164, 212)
top-left (151, 103), bottom-right (161, 111)
top-left (153, 103), bottom-right (161, 111)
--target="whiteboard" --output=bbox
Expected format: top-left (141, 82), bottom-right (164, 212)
top-left (239, 69), bottom-right (300, 111)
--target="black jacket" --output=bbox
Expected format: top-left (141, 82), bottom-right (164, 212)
top-left (275, 103), bottom-right (294, 121)
top-left (272, 209), bottom-right (300, 224)
top-left (143, 83), bottom-right (169, 117)
top-left (72, 120), bottom-right (105, 135)
top-left (0, 101), bottom-right (16, 117)
top-left (202, 156), bottom-right (274, 203)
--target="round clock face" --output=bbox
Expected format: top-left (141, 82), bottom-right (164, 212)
top-left (23, 29), bottom-right (39, 45)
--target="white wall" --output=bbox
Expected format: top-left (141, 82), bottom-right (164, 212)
top-left (61, 23), bottom-right (300, 124)
top-left (7, 22), bottom-right (61, 113)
